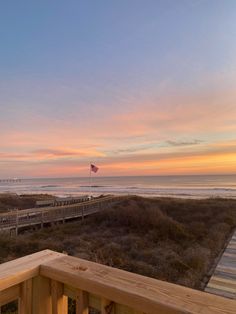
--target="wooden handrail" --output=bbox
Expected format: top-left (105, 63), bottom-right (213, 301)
top-left (0, 195), bottom-right (125, 234)
top-left (0, 250), bottom-right (63, 291)
top-left (0, 250), bottom-right (236, 313)
top-left (0, 195), bottom-right (118, 217)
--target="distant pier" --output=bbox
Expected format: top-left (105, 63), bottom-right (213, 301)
top-left (0, 178), bottom-right (21, 183)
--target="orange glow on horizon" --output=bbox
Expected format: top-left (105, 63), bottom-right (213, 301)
top-left (14, 151), bottom-right (235, 178)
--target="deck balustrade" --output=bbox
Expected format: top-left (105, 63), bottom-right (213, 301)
top-left (0, 250), bottom-right (236, 313)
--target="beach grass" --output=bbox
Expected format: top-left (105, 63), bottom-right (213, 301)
top-left (1, 195), bottom-right (236, 291)
top-left (0, 193), bottom-right (55, 213)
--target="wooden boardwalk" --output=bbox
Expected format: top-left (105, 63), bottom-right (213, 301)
top-left (0, 195), bottom-right (124, 235)
top-left (205, 230), bottom-right (236, 299)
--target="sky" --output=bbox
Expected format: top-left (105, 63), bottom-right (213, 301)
top-left (0, 0), bottom-right (236, 178)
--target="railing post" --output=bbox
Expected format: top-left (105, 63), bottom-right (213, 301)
top-left (76, 290), bottom-right (89, 314)
top-left (32, 276), bottom-right (52, 314)
top-left (51, 280), bottom-right (68, 314)
top-left (19, 279), bottom-right (32, 314)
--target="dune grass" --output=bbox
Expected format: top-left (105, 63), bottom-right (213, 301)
top-left (0, 193), bottom-right (55, 213)
top-left (1, 195), bottom-right (236, 292)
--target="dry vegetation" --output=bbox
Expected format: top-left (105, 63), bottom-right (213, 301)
top-left (1, 195), bottom-right (236, 293)
top-left (0, 193), bottom-right (55, 213)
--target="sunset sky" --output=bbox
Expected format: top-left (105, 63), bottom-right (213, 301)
top-left (1, 1), bottom-right (236, 178)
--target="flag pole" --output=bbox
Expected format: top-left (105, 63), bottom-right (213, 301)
top-left (89, 162), bottom-right (92, 198)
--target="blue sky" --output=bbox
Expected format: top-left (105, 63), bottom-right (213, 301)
top-left (0, 1), bottom-right (236, 177)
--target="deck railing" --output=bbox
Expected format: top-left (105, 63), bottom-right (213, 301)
top-left (0, 250), bottom-right (236, 314)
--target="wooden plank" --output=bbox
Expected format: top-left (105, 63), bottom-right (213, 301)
top-left (0, 250), bottom-right (63, 291)
top-left (32, 276), bottom-right (52, 314)
top-left (0, 285), bottom-right (20, 306)
top-left (206, 230), bottom-right (236, 300)
top-left (217, 266), bottom-right (236, 275)
top-left (19, 279), bottom-right (32, 314)
top-left (205, 286), bottom-right (236, 300)
top-left (209, 276), bottom-right (236, 289)
top-left (207, 281), bottom-right (236, 294)
top-left (40, 253), bottom-right (236, 314)
top-left (51, 280), bottom-right (68, 314)
top-left (215, 270), bottom-right (236, 281)
top-left (227, 244), bottom-right (236, 249)
top-left (223, 252), bottom-right (236, 259)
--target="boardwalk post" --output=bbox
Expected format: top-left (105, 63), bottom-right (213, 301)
top-left (82, 206), bottom-right (84, 221)
top-left (63, 208), bottom-right (65, 224)
top-left (15, 209), bottom-right (19, 236)
top-left (41, 212), bottom-right (44, 229)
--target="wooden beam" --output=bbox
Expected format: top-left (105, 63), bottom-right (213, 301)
top-left (0, 250), bottom-right (63, 291)
top-left (0, 285), bottom-right (20, 307)
top-left (40, 254), bottom-right (236, 314)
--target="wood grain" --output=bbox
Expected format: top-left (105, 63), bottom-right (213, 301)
top-left (205, 231), bottom-right (236, 300)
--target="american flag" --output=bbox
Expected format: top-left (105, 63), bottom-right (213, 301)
top-left (90, 164), bottom-right (99, 173)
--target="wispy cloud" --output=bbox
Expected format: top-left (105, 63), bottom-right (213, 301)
top-left (0, 77), bottom-right (236, 177)
top-left (32, 149), bottom-right (88, 157)
top-left (166, 139), bottom-right (203, 147)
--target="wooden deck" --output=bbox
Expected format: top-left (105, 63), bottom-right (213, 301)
top-left (0, 195), bottom-right (124, 234)
top-left (205, 230), bottom-right (236, 299)
top-left (1, 250), bottom-right (236, 313)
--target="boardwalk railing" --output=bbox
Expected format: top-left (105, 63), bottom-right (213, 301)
top-left (0, 250), bottom-right (236, 313)
top-left (0, 195), bottom-right (123, 234)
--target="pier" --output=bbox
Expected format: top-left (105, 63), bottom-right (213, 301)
top-left (0, 178), bottom-right (21, 183)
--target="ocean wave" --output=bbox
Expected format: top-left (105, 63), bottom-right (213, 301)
top-left (1, 175), bottom-right (236, 199)
top-left (41, 185), bottom-right (59, 188)
top-left (212, 188), bottom-right (236, 191)
top-left (80, 185), bottom-right (110, 188)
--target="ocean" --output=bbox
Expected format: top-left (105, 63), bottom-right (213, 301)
top-left (0, 175), bottom-right (236, 199)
